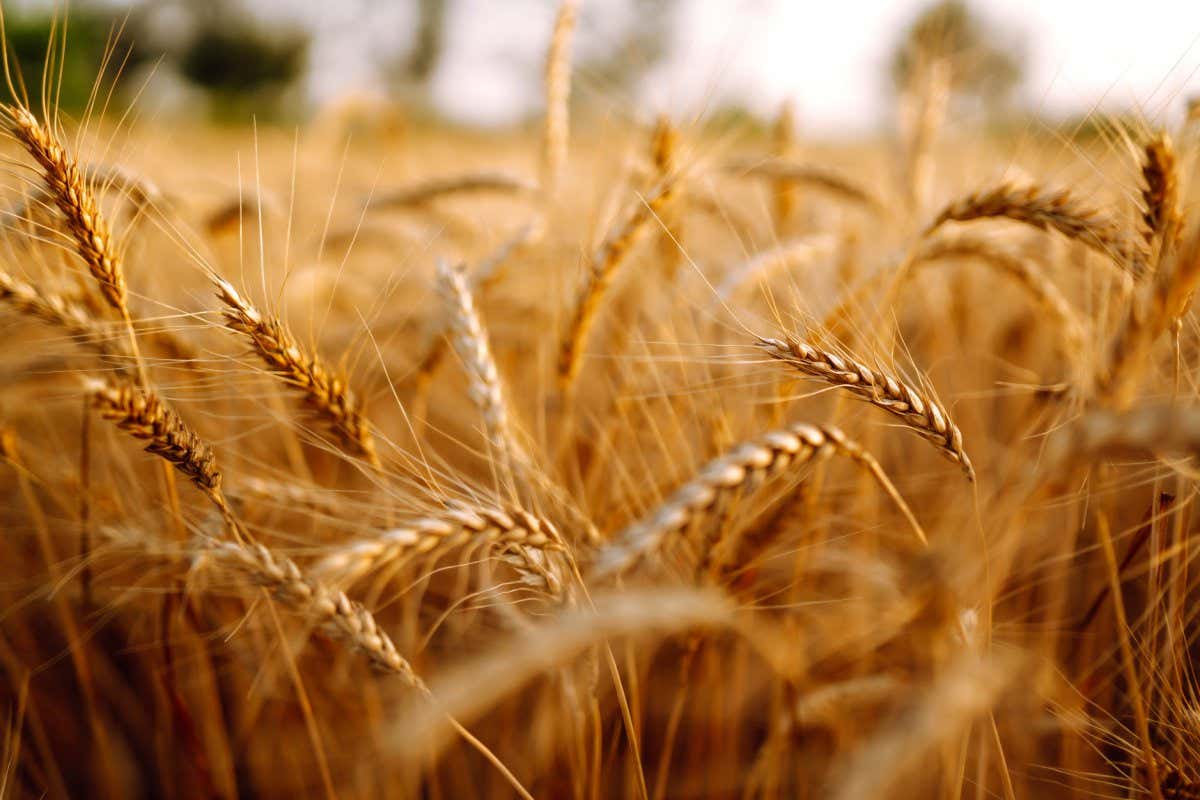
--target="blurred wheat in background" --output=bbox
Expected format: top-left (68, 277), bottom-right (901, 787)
top-left (2, 0), bottom-right (1200, 797)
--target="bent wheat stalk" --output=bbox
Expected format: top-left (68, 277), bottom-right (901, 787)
top-left (593, 422), bottom-right (924, 577)
top-left (369, 172), bottom-right (538, 211)
top-left (725, 157), bottom-right (884, 214)
top-left (925, 182), bottom-right (1137, 276)
top-left (756, 335), bottom-right (974, 480)
top-left (212, 277), bottom-right (380, 467)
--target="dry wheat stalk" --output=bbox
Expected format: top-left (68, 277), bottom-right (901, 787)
top-left (437, 260), bottom-right (524, 475)
top-left (926, 182), bottom-right (1136, 275)
top-left (212, 276), bottom-right (380, 467)
top-left (558, 180), bottom-right (675, 391)
top-left (756, 335), bottom-right (974, 480)
top-left (369, 172), bottom-right (539, 211)
top-left (772, 100), bottom-right (797, 229)
top-left (3, 106), bottom-right (129, 315)
top-left (899, 57), bottom-right (949, 212)
top-left (1050, 403), bottom-right (1200, 465)
top-left (205, 540), bottom-right (425, 685)
top-left (593, 422), bottom-right (923, 577)
top-left (913, 233), bottom-right (1086, 357)
top-left (1139, 133), bottom-right (1182, 271)
top-left (315, 504), bottom-right (564, 590)
top-left (651, 115), bottom-right (685, 280)
top-left (725, 157), bottom-right (884, 214)
top-left (540, 0), bottom-right (578, 196)
top-left (0, 268), bottom-right (129, 362)
top-left (716, 234), bottom-right (838, 301)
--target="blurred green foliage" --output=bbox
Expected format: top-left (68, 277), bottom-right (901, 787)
top-left (1, 6), bottom-right (150, 113)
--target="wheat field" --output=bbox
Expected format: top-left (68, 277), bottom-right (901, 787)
top-left (1, 4), bottom-right (1200, 799)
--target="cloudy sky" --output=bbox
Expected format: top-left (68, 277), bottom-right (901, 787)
top-left (265, 0), bottom-right (1200, 132)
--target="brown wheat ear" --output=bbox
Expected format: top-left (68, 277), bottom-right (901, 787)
top-left (0, 268), bottom-right (130, 364)
top-left (756, 335), bottom-right (974, 481)
top-left (1139, 133), bottom-right (1182, 271)
top-left (212, 276), bottom-right (381, 468)
top-left (87, 378), bottom-right (244, 538)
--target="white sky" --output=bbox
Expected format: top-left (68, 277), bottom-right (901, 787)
top-left (279, 0), bottom-right (1200, 132)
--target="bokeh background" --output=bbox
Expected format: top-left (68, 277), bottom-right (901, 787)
top-left (3, 0), bottom-right (1200, 134)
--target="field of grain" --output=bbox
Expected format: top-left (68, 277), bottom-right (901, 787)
top-left (1, 5), bottom-right (1200, 799)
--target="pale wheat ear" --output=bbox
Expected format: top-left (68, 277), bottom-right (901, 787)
top-left (211, 274), bottom-right (381, 468)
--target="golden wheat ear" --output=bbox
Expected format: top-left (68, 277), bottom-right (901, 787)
top-left (756, 335), bottom-right (974, 481)
top-left (211, 275), bottom-right (381, 468)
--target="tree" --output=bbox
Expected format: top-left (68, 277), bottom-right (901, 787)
top-left (890, 0), bottom-right (1024, 111)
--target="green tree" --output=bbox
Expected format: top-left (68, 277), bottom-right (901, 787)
top-left (890, 0), bottom-right (1024, 110)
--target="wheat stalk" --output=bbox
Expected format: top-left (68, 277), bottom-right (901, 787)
top-left (558, 180), bottom-right (675, 391)
top-left (212, 276), bottom-right (380, 467)
top-left (925, 182), bottom-right (1137, 276)
top-left (593, 422), bottom-right (924, 577)
top-left (756, 335), bottom-right (974, 480)
top-left (913, 233), bottom-right (1086, 357)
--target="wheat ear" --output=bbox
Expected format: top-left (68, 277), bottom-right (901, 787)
top-left (540, 0), bottom-right (578, 196)
top-left (87, 378), bottom-right (245, 539)
top-left (436, 260), bottom-right (524, 477)
top-left (0, 268), bottom-right (129, 362)
top-left (315, 504), bottom-right (565, 591)
top-left (717, 234), bottom-right (837, 301)
top-left (1139, 133), bottom-right (1182, 272)
top-left (212, 276), bottom-right (380, 467)
top-left (558, 180), bottom-right (675, 391)
top-left (725, 158), bottom-right (884, 214)
top-left (1102, 227), bottom-right (1200, 405)
top-left (771, 100), bottom-right (797, 229)
top-left (4, 106), bottom-right (128, 313)
top-left (594, 422), bottom-right (924, 577)
top-left (926, 182), bottom-right (1136, 276)
top-left (756, 335), bottom-right (974, 480)
top-left (202, 540), bottom-right (536, 798)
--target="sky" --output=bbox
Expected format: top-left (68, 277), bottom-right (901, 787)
top-left (633, 0), bottom-right (1200, 132)
top-left (197, 0), bottom-right (1200, 133)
